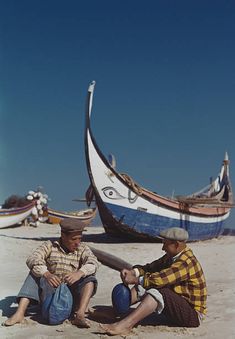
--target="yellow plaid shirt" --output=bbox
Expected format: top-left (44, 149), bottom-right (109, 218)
top-left (134, 246), bottom-right (207, 315)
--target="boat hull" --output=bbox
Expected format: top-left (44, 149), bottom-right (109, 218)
top-left (0, 203), bottom-right (35, 228)
top-left (96, 197), bottom-right (228, 241)
top-left (47, 208), bottom-right (96, 225)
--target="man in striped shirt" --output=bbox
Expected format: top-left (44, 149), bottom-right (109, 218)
top-left (101, 227), bottom-right (207, 336)
top-left (4, 218), bottom-right (99, 328)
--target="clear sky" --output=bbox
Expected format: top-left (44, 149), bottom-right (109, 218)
top-left (1, 1), bottom-right (235, 227)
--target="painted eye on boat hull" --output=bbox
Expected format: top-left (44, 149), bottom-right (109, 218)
top-left (102, 187), bottom-right (125, 200)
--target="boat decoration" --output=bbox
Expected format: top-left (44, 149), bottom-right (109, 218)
top-left (84, 81), bottom-right (234, 241)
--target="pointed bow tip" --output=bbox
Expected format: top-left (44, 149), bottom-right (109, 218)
top-left (88, 81), bottom-right (96, 92)
top-left (223, 151), bottom-right (230, 164)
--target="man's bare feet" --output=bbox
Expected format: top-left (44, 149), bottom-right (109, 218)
top-left (2, 313), bottom-right (24, 327)
top-left (99, 322), bottom-right (132, 336)
top-left (71, 316), bottom-right (90, 328)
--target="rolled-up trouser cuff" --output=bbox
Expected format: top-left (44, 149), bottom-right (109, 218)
top-left (69, 275), bottom-right (98, 298)
top-left (17, 272), bottom-right (41, 304)
top-left (136, 285), bottom-right (165, 314)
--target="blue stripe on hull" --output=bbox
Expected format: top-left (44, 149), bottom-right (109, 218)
top-left (105, 202), bottom-right (226, 241)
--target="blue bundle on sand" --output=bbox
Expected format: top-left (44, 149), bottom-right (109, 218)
top-left (112, 283), bottom-right (131, 316)
top-left (41, 283), bottom-right (73, 325)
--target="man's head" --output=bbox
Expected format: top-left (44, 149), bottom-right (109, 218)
top-left (159, 227), bottom-right (188, 257)
top-left (59, 218), bottom-right (85, 252)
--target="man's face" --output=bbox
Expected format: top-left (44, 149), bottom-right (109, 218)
top-left (162, 239), bottom-right (179, 256)
top-left (61, 231), bottom-right (82, 252)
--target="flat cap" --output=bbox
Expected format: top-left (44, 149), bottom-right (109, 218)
top-left (60, 218), bottom-right (86, 233)
top-left (159, 227), bottom-right (189, 242)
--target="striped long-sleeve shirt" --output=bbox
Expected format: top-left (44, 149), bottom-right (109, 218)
top-left (26, 240), bottom-right (99, 280)
top-left (133, 246), bottom-right (207, 315)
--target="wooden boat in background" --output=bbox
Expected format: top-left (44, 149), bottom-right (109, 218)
top-left (47, 207), bottom-right (97, 225)
top-left (0, 202), bottom-right (35, 228)
top-left (84, 81), bottom-right (233, 241)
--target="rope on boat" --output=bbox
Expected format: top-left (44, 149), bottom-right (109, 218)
top-left (120, 173), bottom-right (143, 196)
top-left (179, 201), bottom-right (191, 212)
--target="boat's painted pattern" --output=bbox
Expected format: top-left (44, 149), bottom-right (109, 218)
top-left (102, 201), bottom-right (228, 241)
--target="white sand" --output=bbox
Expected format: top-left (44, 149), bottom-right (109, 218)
top-left (0, 223), bottom-right (235, 339)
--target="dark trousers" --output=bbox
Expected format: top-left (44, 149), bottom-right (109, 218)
top-left (159, 288), bottom-right (200, 327)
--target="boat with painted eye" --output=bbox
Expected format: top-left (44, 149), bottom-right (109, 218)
top-left (84, 81), bottom-right (234, 241)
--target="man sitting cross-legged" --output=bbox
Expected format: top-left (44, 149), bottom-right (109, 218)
top-left (100, 227), bottom-right (207, 336)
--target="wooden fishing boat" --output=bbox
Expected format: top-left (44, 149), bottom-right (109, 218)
top-left (47, 207), bottom-right (97, 225)
top-left (84, 81), bottom-right (234, 241)
top-left (0, 202), bottom-right (35, 228)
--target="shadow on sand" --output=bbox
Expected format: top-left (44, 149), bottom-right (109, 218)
top-left (0, 296), bottom-right (40, 319)
top-left (0, 230), bottom-right (135, 244)
top-left (88, 304), bottom-right (172, 327)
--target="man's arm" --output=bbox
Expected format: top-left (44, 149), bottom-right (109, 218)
top-left (64, 244), bottom-right (99, 285)
top-left (78, 245), bottom-right (100, 277)
top-left (143, 259), bottom-right (189, 289)
top-left (133, 253), bottom-right (169, 276)
top-left (26, 240), bottom-right (61, 287)
top-left (26, 240), bottom-right (52, 277)
top-left (120, 268), bottom-right (139, 285)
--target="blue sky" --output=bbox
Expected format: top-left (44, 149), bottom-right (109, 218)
top-left (0, 1), bottom-right (235, 227)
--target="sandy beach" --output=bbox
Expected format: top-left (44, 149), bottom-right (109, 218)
top-left (0, 223), bottom-right (235, 339)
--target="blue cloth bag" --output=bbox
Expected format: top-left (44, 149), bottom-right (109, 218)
top-left (112, 283), bottom-right (131, 315)
top-left (41, 283), bottom-right (73, 325)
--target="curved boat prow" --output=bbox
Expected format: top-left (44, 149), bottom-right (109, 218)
top-left (84, 81), bottom-right (233, 242)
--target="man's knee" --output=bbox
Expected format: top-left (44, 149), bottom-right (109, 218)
top-left (145, 288), bottom-right (165, 313)
top-left (70, 276), bottom-right (98, 298)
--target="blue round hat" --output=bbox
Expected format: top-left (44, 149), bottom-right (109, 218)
top-left (111, 283), bottom-right (131, 315)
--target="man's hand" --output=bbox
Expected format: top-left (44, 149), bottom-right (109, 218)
top-left (120, 268), bottom-right (139, 285)
top-left (43, 271), bottom-right (61, 288)
top-left (64, 270), bottom-right (85, 286)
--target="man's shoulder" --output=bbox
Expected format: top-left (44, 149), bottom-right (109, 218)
top-left (36, 239), bottom-right (53, 249)
top-left (44, 239), bottom-right (54, 248)
top-left (78, 243), bottom-right (97, 258)
top-left (178, 247), bottom-right (195, 262)
top-left (77, 242), bottom-right (92, 252)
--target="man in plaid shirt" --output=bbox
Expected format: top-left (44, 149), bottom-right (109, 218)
top-left (101, 227), bottom-right (207, 336)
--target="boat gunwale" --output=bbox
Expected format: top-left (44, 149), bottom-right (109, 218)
top-left (0, 202), bottom-right (35, 216)
top-left (47, 207), bottom-right (97, 220)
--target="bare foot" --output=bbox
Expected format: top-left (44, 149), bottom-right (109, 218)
top-left (2, 313), bottom-right (24, 327)
top-left (72, 316), bottom-right (90, 328)
top-left (99, 322), bottom-right (132, 336)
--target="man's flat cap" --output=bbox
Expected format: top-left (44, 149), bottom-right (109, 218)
top-left (159, 227), bottom-right (189, 242)
top-left (60, 218), bottom-right (86, 233)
